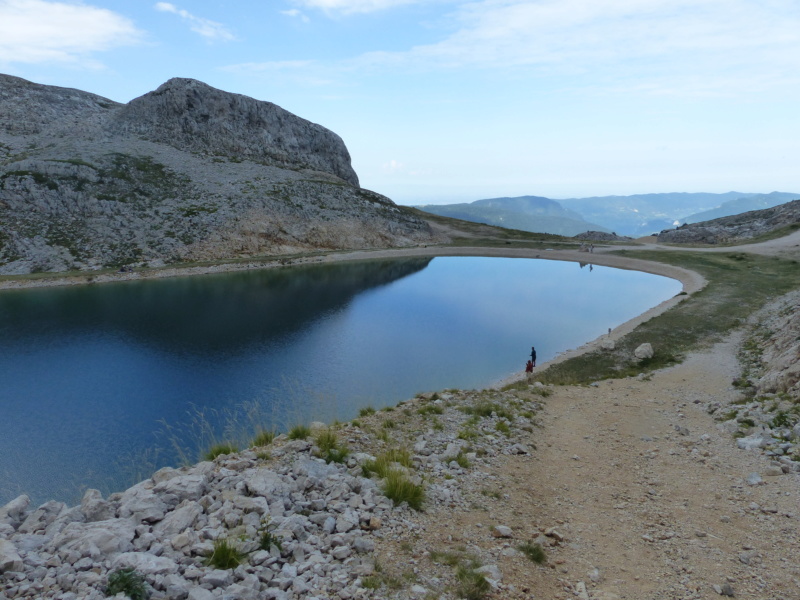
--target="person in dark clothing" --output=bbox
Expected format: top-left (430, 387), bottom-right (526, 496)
top-left (530, 346), bottom-right (537, 367)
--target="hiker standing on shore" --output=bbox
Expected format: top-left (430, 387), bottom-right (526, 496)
top-left (530, 346), bottom-right (537, 367)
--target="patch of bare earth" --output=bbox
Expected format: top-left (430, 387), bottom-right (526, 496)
top-left (376, 334), bottom-right (800, 600)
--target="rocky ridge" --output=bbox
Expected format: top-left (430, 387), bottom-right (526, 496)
top-left (657, 198), bottom-right (800, 244)
top-left (572, 231), bottom-right (633, 242)
top-left (0, 74), bottom-right (442, 275)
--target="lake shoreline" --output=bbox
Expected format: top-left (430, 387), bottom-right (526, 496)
top-left (0, 244), bottom-right (706, 385)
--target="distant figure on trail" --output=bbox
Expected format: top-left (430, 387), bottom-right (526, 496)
top-left (530, 346), bottom-right (537, 367)
top-left (525, 360), bottom-right (533, 373)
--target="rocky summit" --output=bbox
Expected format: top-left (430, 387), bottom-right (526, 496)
top-left (0, 75), bottom-right (441, 275)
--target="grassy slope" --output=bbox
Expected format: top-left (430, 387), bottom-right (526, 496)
top-left (524, 250), bottom-right (800, 386)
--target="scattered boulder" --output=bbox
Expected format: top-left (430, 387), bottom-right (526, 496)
top-left (634, 343), bottom-right (654, 360)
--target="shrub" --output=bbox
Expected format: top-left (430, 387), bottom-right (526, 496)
top-left (106, 568), bottom-right (148, 600)
top-left (258, 519), bottom-right (282, 552)
top-left (417, 404), bottom-right (444, 416)
top-left (359, 406), bottom-right (376, 417)
top-left (205, 538), bottom-right (245, 569)
top-left (204, 442), bottom-right (238, 461)
top-left (382, 469), bottom-right (424, 510)
top-left (382, 419), bottom-right (396, 429)
top-left (518, 541), bottom-right (547, 564)
top-left (287, 424), bottom-right (311, 440)
top-left (771, 411), bottom-right (793, 428)
top-left (495, 421), bottom-right (511, 435)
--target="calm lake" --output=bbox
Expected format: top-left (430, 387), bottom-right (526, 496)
top-left (0, 257), bottom-right (681, 505)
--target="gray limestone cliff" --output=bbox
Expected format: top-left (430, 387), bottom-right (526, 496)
top-left (0, 74), bottom-right (440, 274)
top-left (657, 199), bottom-right (800, 244)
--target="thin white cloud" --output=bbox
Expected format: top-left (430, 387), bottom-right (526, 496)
top-left (155, 2), bottom-right (236, 41)
top-left (291, 0), bottom-right (424, 15)
top-left (382, 159), bottom-right (404, 173)
top-left (227, 0), bottom-right (800, 97)
top-left (281, 8), bottom-right (310, 23)
top-left (223, 60), bottom-right (317, 72)
top-left (0, 0), bottom-right (143, 65)
top-left (346, 0), bottom-right (800, 94)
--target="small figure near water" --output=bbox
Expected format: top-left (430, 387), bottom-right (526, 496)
top-left (525, 360), bottom-right (533, 373)
top-left (530, 346), bottom-right (537, 367)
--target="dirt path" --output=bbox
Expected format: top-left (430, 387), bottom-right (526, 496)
top-left (397, 335), bottom-right (800, 600)
top-left (502, 336), bottom-right (800, 600)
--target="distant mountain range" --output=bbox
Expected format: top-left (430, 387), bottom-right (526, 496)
top-left (415, 196), bottom-right (610, 237)
top-left (417, 191), bottom-right (800, 237)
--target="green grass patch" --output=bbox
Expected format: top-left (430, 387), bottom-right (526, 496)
top-left (358, 406), bottom-right (376, 417)
top-left (363, 448), bottom-right (413, 478)
top-left (495, 421), bottom-right (511, 436)
top-left (287, 424), bottom-right (311, 440)
top-left (205, 538), bottom-right (246, 569)
top-left (518, 541), bottom-right (547, 564)
top-left (382, 469), bottom-right (424, 510)
top-left (204, 442), bottom-right (238, 460)
top-left (105, 568), bottom-right (148, 600)
top-left (251, 429), bottom-right (276, 447)
top-left (461, 400), bottom-right (514, 420)
top-left (314, 427), bottom-right (350, 464)
top-left (455, 564), bottom-right (491, 600)
top-left (417, 404), bottom-right (444, 416)
top-left (536, 251), bottom-right (800, 385)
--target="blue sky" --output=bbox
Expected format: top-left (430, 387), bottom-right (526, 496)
top-left (1, 0), bottom-right (799, 205)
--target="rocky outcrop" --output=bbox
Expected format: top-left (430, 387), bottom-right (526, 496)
top-left (0, 74), bottom-right (442, 275)
top-left (657, 199), bottom-right (800, 244)
top-left (108, 78), bottom-right (359, 186)
top-left (572, 231), bottom-right (632, 242)
top-left (709, 290), bottom-right (800, 465)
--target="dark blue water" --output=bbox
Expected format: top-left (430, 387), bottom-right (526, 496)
top-left (0, 257), bottom-right (681, 505)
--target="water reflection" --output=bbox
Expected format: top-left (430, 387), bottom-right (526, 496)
top-left (0, 257), bottom-right (681, 505)
top-left (0, 258), bottom-right (432, 354)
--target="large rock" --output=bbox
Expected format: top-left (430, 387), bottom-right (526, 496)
top-left (117, 484), bottom-right (169, 523)
top-left (0, 495), bottom-right (30, 528)
top-left (50, 518), bottom-right (137, 559)
top-left (153, 473), bottom-right (208, 503)
top-left (0, 539), bottom-right (23, 573)
top-left (112, 551), bottom-right (180, 575)
top-left (634, 343), bottom-right (654, 360)
top-left (153, 501), bottom-right (203, 537)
